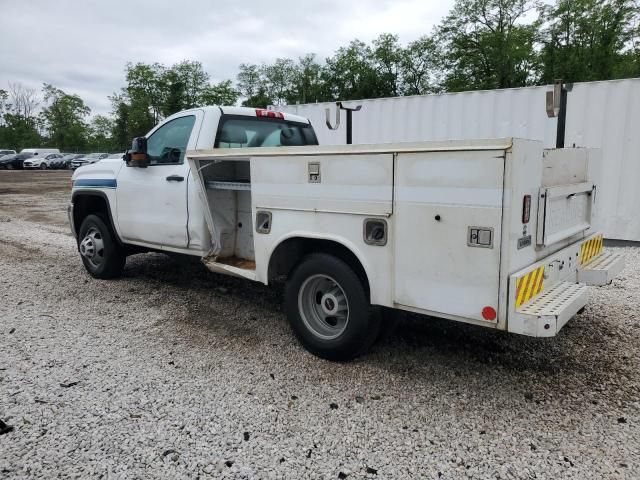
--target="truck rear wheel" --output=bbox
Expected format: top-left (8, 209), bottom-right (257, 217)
top-left (78, 214), bottom-right (125, 279)
top-left (284, 253), bottom-right (380, 361)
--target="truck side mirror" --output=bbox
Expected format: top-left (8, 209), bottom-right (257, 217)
top-left (125, 137), bottom-right (149, 168)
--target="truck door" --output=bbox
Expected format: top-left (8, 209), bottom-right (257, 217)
top-left (116, 111), bottom-right (202, 249)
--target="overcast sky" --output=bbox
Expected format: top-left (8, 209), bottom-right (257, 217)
top-left (1, 0), bottom-right (453, 116)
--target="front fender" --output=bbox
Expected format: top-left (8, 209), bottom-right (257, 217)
top-left (70, 190), bottom-right (123, 245)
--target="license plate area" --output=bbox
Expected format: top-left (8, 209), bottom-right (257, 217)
top-left (537, 182), bottom-right (594, 246)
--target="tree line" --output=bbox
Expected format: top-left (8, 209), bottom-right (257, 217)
top-left (1, 0), bottom-right (638, 152)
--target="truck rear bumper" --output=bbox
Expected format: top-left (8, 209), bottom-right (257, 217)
top-left (511, 282), bottom-right (589, 337)
top-left (577, 251), bottom-right (625, 286)
top-left (507, 233), bottom-right (624, 337)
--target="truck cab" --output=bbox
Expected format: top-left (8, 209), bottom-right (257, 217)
top-left (69, 106), bottom-right (317, 258)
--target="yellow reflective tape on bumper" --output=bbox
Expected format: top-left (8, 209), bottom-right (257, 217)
top-left (580, 234), bottom-right (603, 265)
top-left (515, 265), bottom-right (545, 308)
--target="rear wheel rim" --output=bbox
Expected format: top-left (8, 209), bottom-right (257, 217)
top-left (79, 227), bottom-right (105, 269)
top-left (298, 274), bottom-right (349, 340)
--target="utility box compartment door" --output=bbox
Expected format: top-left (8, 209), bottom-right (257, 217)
top-left (393, 150), bottom-right (505, 322)
top-left (251, 154), bottom-right (393, 215)
top-left (536, 182), bottom-right (594, 247)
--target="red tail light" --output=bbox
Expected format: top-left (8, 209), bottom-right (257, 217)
top-left (522, 195), bottom-right (531, 223)
top-left (255, 109), bottom-right (284, 119)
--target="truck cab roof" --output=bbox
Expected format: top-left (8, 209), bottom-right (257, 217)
top-left (164, 105), bottom-right (311, 126)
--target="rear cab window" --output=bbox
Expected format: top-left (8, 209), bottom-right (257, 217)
top-left (215, 115), bottom-right (318, 149)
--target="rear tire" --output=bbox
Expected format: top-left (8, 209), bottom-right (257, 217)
top-left (284, 253), bottom-right (380, 361)
top-left (78, 214), bottom-right (125, 279)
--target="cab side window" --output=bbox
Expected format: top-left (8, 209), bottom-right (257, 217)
top-left (147, 115), bottom-right (196, 165)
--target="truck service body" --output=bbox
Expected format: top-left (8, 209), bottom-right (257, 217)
top-left (69, 106), bottom-right (624, 359)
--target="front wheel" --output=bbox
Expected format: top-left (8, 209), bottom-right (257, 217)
top-left (284, 253), bottom-right (380, 361)
top-left (78, 214), bottom-right (125, 279)
top-left (40, 163), bottom-right (47, 170)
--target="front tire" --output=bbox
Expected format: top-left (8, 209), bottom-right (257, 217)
top-left (40, 163), bottom-right (47, 170)
top-left (78, 214), bottom-right (125, 279)
top-left (284, 253), bottom-right (380, 361)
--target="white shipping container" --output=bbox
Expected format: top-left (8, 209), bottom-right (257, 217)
top-left (275, 78), bottom-right (640, 242)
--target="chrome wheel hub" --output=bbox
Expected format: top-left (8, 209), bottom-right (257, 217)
top-left (80, 227), bottom-right (104, 267)
top-left (298, 274), bottom-right (349, 340)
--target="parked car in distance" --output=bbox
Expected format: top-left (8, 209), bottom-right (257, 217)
top-left (23, 153), bottom-right (63, 169)
top-left (0, 152), bottom-right (34, 169)
top-left (20, 148), bottom-right (60, 155)
top-left (71, 153), bottom-right (108, 170)
top-left (51, 153), bottom-right (84, 169)
top-left (106, 153), bottom-right (125, 160)
top-left (0, 149), bottom-right (16, 156)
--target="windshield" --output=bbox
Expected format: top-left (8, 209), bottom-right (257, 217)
top-left (215, 115), bottom-right (318, 149)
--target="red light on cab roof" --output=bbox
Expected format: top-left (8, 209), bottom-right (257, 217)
top-left (255, 109), bottom-right (284, 119)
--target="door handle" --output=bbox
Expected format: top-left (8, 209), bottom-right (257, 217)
top-left (166, 175), bottom-right (184, 182)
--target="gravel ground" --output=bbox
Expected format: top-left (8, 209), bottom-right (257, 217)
top-left (1, 170), bottom-right (639, 479)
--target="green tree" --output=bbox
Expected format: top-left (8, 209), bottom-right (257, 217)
top-left (0, 82), bottom-right (42, 150)
top-left (372, 34), bottom-right (404, 97)
top-left (540, 0), bottom-right (640, 83)
top-left (0, 113), bottom-right (41, 151)
top-left (237, 64), bottom-right (263, 99)
top-left (40, 84), bottom-right (90, 151)
top-left (160, 60), bottom-right (217, 116)
top-left (200, 80), bottom-right (240, 106)
top-left (290, 54), bottom-right (330, 104)
top-left (263, 58), bottom-right (297, 105)
top-left (323, 40), bottom-right (384, 100)
top-left (237, 64), bottom-right (273, 107)
top-left (241, 89), bottom-right (274, 108)
top-left (110, 93), bottom-right (132, 151)
top-left (87, 115), bottom-right (116, 152)
top-left (401, 35), bottom-right (442, 95)
top-left (437, 0), bottom-right (541, 91)
top-left (122, 62), bottom-right (164, 135)
top-left (168, 60), bottom-right (210, 108)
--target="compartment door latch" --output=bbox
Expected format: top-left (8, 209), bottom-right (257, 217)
top-left (308, 162), bottom-right (321, 183)
top-left (468, 227), bottom-right (494, 249)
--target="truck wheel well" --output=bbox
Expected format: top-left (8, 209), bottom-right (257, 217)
top-left (268, 238), bottom-right (370, 298)
top-left (73, 194), bottom-right (116, 241)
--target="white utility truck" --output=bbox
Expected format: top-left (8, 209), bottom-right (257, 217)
top-left (69, 106), bottom-right (624, 360)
